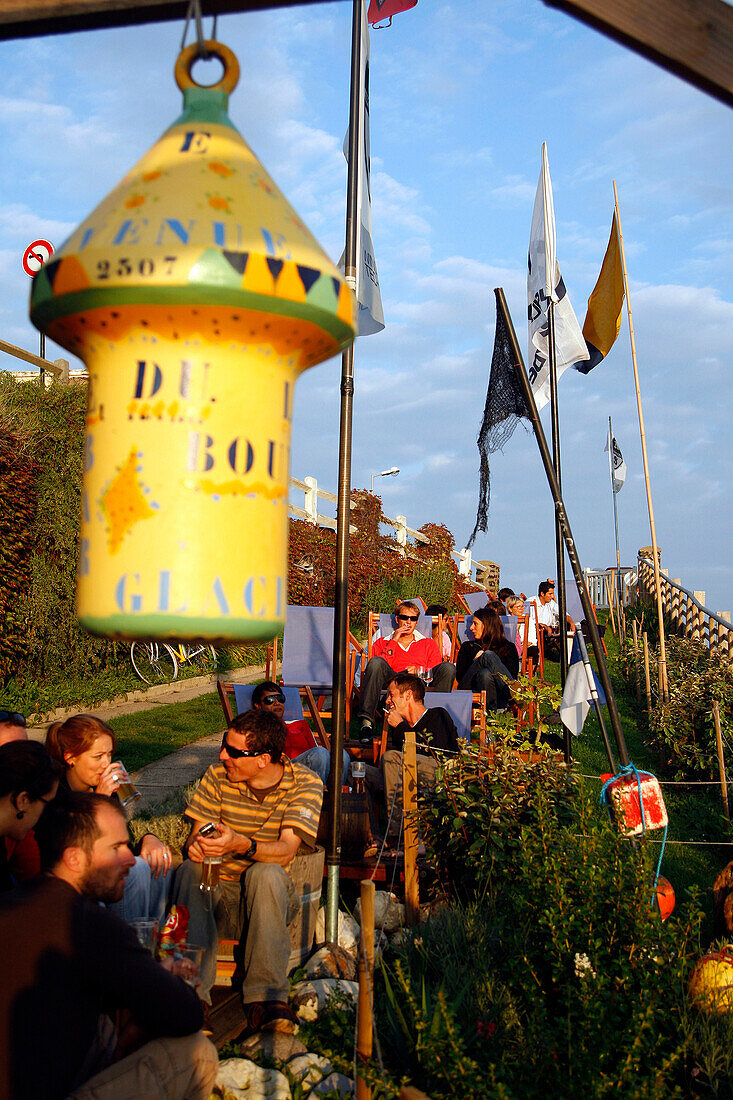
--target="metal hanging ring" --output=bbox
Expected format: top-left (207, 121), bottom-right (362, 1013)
top-left (174, 41), bottom-right (240, 94)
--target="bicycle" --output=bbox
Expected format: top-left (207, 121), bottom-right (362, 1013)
top-left (130, 641), bottom-right (217, 685)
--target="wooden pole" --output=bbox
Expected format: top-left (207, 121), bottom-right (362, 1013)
top-left (642, 631), bottom-right (652, 716)
top-left (713, 701), bottom-right (730, 828)
top-left (614, 182), bottom-right (669, 702)
top-left (402, 729), bottom-right (420, 925)
top-left (632, 619), bottom-right (641, 702)
top-left (356, 878), bottom-right (375, 1100)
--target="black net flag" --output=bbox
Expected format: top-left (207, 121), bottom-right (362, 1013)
top-left (466, 291), bottom-right (531, 548)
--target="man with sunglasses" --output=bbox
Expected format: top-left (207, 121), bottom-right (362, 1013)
top-left (251, 682), bottom-right (350, 786)
top-left (357, 601), bottom-right (455, 740)
top-left (170, 709), bottom-right (323, 1039)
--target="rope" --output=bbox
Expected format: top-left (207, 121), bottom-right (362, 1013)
top-left (600, 762), bottom-right (668, 897)
top-left (579, 773), bottom-right (726, 787)
top-left (180, 0), bottom-right (215, 56)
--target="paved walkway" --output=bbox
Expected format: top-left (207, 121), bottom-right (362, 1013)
top-left (27, 665), bottom-right (264, 812)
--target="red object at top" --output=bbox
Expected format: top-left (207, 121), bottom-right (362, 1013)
top-left (368, 0), bottom-right (418, 27)
top-left (373, 634), bottom-right (441, 672)
top-left (603, 771), bottom-right (668, 837)
top-left (284, 719), bottom-right (318, 759)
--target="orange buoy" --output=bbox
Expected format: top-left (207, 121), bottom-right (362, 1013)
top-left (30, 41), bottom-right (356, 642)
top-left (654, 875), bottom-right (675, 921)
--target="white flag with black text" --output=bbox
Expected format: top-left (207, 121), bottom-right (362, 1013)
top-left (527, 142), bottom-right (588, 409)
top-left (339, 1), bottom-right (384, 336)
top-left (605, 424), bottom-right (626, 493)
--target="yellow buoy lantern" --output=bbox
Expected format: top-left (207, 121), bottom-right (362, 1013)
top-left (31, 43), bottom-right (356, 642)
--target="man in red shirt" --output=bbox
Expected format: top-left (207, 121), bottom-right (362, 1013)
top-left (251, 682), bottom-right (350, 786)
top-left (358, 602), bottom-right (455, 739)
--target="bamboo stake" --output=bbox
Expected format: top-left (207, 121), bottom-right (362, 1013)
top-left (356, 879), bottom-right (375, 1100)
top-left (632, 619), bottom-right (641, 702)
top-left (402, 728), bottom-right (420, 925)
top-left (606, 575), bottom-right (617, 635)
top-left (614, 182), bottom-right (668, 701)
top-left (642, 631), bottom-right (652, 716)
top-left (713, 702), bottom-right (730, 827)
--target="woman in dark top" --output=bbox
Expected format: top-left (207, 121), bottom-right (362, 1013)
top-left (0, 741), bottom-right (61, 893)
top-left (456, 607), bottom-right (517, 708)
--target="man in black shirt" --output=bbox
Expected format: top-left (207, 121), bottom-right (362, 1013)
top-left (0, 792), bottom-right (218, 1100)
top-left (381, 672), bottom-right (458, 848)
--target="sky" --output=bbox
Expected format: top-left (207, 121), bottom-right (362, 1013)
top-left (1, 1), bottom-right (732, 611)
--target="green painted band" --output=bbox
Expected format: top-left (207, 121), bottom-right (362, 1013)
top-left (31, 283), bottom-right (354, 349)
top-left (79, 612), bottom-right (282, 644)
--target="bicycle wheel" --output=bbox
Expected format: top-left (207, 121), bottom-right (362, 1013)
top-left (184, 644), bottom-right (217, 675)
top-left (130, 642), bottom-right (179, 685)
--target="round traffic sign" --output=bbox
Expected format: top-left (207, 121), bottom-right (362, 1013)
top-left (23, 239), bottom-right (54, 277)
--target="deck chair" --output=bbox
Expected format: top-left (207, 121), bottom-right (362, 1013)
top-left (367, 611), bottom-right (436, 658)
top-left (216, 681), bottom-right (330, 747)
top-left (462, 591), bottom-right (491, 614)
top-left (375, 690), bottom-right (486, 759)
top-left (281, 605), bottom-right (364, 726)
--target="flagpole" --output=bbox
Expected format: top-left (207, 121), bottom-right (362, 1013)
top-left (608, 415), bottom-right (624, 633)
top-left (613, 181), bottom-right (668, 702)
top-left (496, 287), bottom-right (630, 770)
top-left (326, 0), bottom-right (363, 943)
top-left (547, 302), bottom-right (571, 762)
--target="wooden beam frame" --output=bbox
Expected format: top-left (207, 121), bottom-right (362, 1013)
top-left (544, 0), bottom-right (733, 107)
top-left (0, 0), bottom-right (336, 41)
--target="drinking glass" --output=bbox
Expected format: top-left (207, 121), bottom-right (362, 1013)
top-left (199, 856), bottom-right (223, 893)
top-left (131, 919), bottom-right (158, 955)
top-left (173, 943), bottom-right (204, 987)
top-left (111, 762), bottom-right (141, 808)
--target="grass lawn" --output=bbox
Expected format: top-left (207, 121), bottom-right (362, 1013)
top-left (112, 691), bottom-right (227, 772)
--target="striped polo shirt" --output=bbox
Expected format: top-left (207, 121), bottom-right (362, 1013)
top-left (186, 758), bottom-right (323, 880)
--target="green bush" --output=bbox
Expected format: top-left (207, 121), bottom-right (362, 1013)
top-left (368, 744), bottom-right (715, 1098)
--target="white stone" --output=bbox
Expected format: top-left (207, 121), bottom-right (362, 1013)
top-left (286, 1053), bottom-right (332, 1089)
top-left (307, 1071), bottom-right (355, 1096)
top-left (290, 978), bottom-right (359, 1019)
top-left (215, 1057), bottom-right (291, 1099)
top-left (355, 890), bottom-right (405, 934)
top-left (314, 908), bottom-right (360, 956)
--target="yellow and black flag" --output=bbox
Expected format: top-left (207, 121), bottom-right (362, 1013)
top-left (576, 212), bottom-right (625, 374)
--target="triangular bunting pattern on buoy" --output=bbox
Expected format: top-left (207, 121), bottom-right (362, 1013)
top-left (223, 250), bottom-right (250, 275)
top-left (296, 265), bottom-right (321, 295)
top-left (266, 258), bottom-right (284, 283)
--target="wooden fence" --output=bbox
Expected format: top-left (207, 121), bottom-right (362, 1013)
top-left (637, 552), bottom-right (732, 659)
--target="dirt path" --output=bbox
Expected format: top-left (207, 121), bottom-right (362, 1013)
top-left (27, 665), bottom-right (265, 811)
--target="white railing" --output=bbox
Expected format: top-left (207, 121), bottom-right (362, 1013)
top-left (288, 475), bottom-right (476, 581)
top-left (637, 553), bottom-right (732, 660)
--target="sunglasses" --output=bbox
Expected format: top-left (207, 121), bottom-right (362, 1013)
top-left (222, 736), bottom-right (263, 759)
top-left (0, 711), bottom-right (26, 727)
top-left (396, 614), bottom-right (419, 623)
top-left (260, 692), bottom-right (285, 706)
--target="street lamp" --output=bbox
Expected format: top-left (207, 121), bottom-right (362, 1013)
top-left (370, 466), bottom-right (400, 493)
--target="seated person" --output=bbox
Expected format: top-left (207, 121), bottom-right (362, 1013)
top-left (46, 715), bottom-right (173, 925)
top-left (170, 709), bottom-right (323, 1039)
top-left (0, 741), bottom-right (61, 893)
top-left (505, 594), bottom-right (539, 669)
top-left (0, 711), bottom-right (53, 887)
top-left (497, 587), bottom-right (515, 605)
top-left (358, 601), bottom-right (456, 739)
top-left (424, 603), bottom-right (453, 660)
top-left (0, 792), bottom-right (217, 1100)
top-left (455, 607), bottom-right (516, 708)
top-left (380, 673), bottom-right (458, 850)
top-left (529, 580), bottom-right (575, 662)
top-left (251, 681), bottom-right (350, 787)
